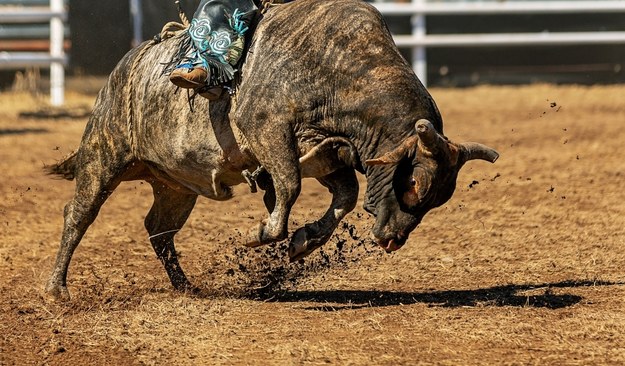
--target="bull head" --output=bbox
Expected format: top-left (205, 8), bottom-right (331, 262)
top-left (364, 119), bottom-right (498, 253)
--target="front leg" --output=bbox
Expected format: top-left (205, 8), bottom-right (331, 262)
top-left (243, 123), bottom-right (301, 246)
top-left (289, 167), bottom-right (359, 262)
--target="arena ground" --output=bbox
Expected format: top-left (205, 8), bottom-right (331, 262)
top-left (0, 84), bottom-right (624, 365)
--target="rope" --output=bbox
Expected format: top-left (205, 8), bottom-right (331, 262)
top-left (175, 0), bottom-right (190, 27)
top-left (260, 0), bottom-right (276, 14)
top-left (160, 21), bottom-right (188, 40)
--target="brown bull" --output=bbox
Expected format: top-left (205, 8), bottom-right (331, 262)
top-left (46, 0), bottom-right (498, 301)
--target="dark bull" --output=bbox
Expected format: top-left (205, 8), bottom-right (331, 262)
top-left (45, 0), bottom-right (497, 300)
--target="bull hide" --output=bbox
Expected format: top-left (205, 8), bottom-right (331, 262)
top-left (45, 0), bottom-right (498, 301)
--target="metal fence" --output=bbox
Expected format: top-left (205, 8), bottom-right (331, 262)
top-left (371, 0), bottom-right (625, 86)
top-left (0, 0), bottom-right (66, 105)
top-left (3, 0), bottom-right (625, 104)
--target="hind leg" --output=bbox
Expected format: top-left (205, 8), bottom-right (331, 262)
top-left (46, 160), bottom-right (124, 301)
top-left (145, 182), bottom-right (197, 292)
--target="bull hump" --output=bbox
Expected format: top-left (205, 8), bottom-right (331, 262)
top-left (242, 0), bottom-right (418, 118)
top-left (255, 0), bottom-right (393, 71)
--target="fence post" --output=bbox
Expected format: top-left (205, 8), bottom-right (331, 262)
top-left (50, 0), bottom-right (64, 106)
top-left (130, 0), bottom-right (143, 47)
top-left (411, 0), bottom-right (427, 86)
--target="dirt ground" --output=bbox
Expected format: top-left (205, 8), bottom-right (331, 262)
top-left (0, 83), bottom-right (624, 365)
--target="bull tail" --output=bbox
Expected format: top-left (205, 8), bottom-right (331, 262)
top-left (45, 151), bottom-right (78, 180)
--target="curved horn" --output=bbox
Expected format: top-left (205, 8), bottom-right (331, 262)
top-left (461, 142), bottom-right (499, 163)
top-left (415, 119), bottom-right (438, 151)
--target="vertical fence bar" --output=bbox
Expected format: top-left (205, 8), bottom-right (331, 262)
top-left (130, 0), bottom-right (143, 47)
top-left (411, 0), bottom-right (427, 85)
top-left (50, 0), bottom-right (64, 106)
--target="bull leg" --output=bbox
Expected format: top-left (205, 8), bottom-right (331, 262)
top-left (289, 167), bottom-right (359, 262)
top-left (46, 162), bottom-right (123, 301)
top-left (144, 182), bottom-right (197, 292)
top-left (244, 128), bottom-right (301, 246)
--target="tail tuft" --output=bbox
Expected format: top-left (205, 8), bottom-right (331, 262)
top-left (45, 151), bottom-right (77, 180)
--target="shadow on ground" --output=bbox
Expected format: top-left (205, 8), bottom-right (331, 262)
top-left (258, 280), bottom-right (623, 310)
top-left (0, 128), bottom-right (48, 135)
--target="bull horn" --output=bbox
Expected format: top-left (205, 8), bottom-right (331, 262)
top-left (461, 142), bottom-right (499, 163)
top-left (415, 119), bottom-right (439, 151)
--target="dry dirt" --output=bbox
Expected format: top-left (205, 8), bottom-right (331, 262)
top-left (0, 84), bottom-right (624, 365)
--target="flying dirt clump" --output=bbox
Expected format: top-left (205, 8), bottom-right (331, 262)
top-left (210, 220), bottom-right (382, 299)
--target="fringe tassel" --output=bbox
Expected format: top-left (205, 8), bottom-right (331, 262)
top-left (160, 33), bottom-right (193, 77)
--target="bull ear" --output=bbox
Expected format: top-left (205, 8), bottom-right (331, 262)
top-left (460, 142), bottom-right (499, 163)
top-left (364, 136), bottom-right (418, 166)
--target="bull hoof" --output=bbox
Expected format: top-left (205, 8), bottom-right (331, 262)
top-left (174, 282), bottom-right (200, 295)
top-left (45, 282), bottom-right (71, 302)
top-left (289, 227), bottom-right (315, 263)
top-left (170, 274), bottom-right (196, 293)
top-left (244, 221), bottom-right (266, 248)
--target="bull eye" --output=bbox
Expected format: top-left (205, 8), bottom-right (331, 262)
top-left (402, 175), bottom-right (421, 207)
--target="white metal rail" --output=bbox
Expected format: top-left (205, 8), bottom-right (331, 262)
top-left (373, 1), bottom-right (625, 15)
top-left (0, 0), bottom-right (66, 105)
top-left (372, 0), bottom-right (625, 86)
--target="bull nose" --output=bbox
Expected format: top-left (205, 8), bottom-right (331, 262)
top-left (383, 239), bottom-right (405, 253)
top-left (371, 232), bottom-right (406, 253)
top-left (384, 239), bottom-right (402, 253)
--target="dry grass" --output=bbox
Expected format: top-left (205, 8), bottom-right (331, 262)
top-left (1, 84), bottom-right (624, 365)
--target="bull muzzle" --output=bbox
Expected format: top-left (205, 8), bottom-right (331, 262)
top-left (373, 233), bottom-right (407, 253)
